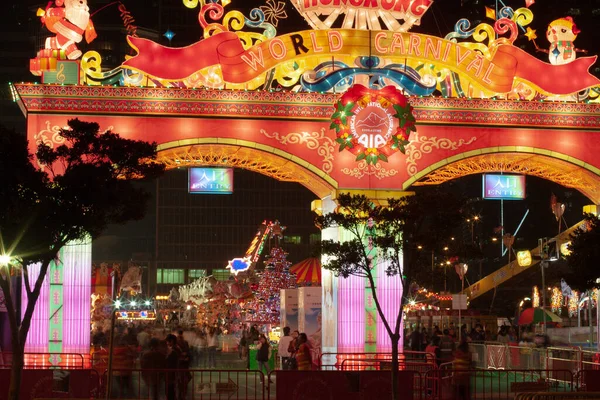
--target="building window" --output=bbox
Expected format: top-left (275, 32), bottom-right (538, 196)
top-left (284, 236), bottom-right (302, 245)
top-left (309, 233), bottom-right (321, 245)
top-left (157, 269), bottom-right (184, 284)
top-left (188, 269), bottom-right (206, 281)
top-left (212, 269), bottom-right (230, 281)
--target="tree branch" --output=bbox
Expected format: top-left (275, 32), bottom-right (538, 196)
top-left (0, 274), bottom-right (20, 346)
top-left (19, 258), bottom-right (52, 345)
top-left (366, 271), bottom-right (394, 338)
top-left (23, 264), bottom-right (32, 296)
top-left (394, 278), bottom-right (406, 335)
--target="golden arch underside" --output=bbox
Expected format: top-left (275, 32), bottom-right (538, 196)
top-left (157, 143), bottom-right (600, 204)
top-left (156, 143), bottom-right (336, 198)
top-left (415, 153), bottom-right (600, 203)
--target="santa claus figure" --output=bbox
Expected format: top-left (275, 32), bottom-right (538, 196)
top-left (41, 0), bottom-right (97, 60)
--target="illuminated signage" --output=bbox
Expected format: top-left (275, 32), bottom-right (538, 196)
top-left (188, 168), bottom-right (233, 194)
top-left (123, 29), bottom-right (600, 95)
top-left (293, 0), bottom-right (433, 32)
top-left (297, 0), bottom-right (431, 12)
top-left (482, 174), bottom-right (525, 200)
top-left (331, 84), bottom-right (414, 164)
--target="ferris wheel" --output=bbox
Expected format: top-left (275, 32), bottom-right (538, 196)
top-left (290, 0), bottom-right (433, 32)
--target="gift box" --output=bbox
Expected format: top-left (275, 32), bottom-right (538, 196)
top-left (42, 60), bottom-right (81, 84)
top-left (39, 57), bottom-right (57, 71)
top-left (30, 58), bottom-right (42, 76)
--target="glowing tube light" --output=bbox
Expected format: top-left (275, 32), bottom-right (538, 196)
top-left (22, 263), bottom-right (49, 353)
top-left (337, 274), bottom-right (365, 353)
top-left (376, 259), bottom-right (403, 353)
top-left (63, 240), bottom-right (92, 354)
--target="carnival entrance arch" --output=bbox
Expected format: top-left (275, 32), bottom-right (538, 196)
top-left (14, 0), bottom-right (600, 362)
top-left (155, 140), bottom-right (337, 198)
top-left (409, 150), bottom-right (600, 204)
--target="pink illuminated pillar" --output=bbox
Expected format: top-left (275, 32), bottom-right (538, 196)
top-left (63, 240), bottom-right (92, 354)
top-left (337, 274), bottom-right (365, 353)
top-left (21, 239), bottom-right (91, 355)
top-left (376, 262), bottom-right (404, 353)
top-left (21, 263), bottom-right (49, 353)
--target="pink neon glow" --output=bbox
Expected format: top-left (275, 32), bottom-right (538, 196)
top-left (376, 262), bottom-right (404, 353)
top-left (63, 241), bottom-right (92, 354)
top-left (22, 263), bottom-right (49, 353)
top-left (337, 274), bottom-right (365, 352)
top-left (21, 241), bottom-right (92, 355)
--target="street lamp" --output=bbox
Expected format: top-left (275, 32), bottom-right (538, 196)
top-left (0, 254), bottom-right (11, 265)
top-left (467, 216), bottom-right (480, 243)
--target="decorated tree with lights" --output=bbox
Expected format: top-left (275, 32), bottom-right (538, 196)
top-left (244, 246), bottom-right (297, 325)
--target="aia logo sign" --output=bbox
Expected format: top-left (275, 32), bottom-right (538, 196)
top-left (330, 84), bottom-right (416, 165)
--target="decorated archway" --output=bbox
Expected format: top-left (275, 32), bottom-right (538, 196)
top-left (14, 0), bottom-right (600, 360)
top-left (410, 151), bottom-right (600, 204)
top-left (155, 141), bottom-right (337, 198)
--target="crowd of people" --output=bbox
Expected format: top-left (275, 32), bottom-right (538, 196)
top-left (90, 322), bottom-right (316, 399)
top-left (91, 324), bottom-right (222, 400)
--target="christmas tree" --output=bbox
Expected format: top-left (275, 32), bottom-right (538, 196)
top-left (244, 246), bottom-right (297, 325)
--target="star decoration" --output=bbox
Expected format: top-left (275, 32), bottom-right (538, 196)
top-left (524, 27), bottom-right (537, 41)
top-left (259, 0), bottom-right (288, 27)
top-left (525, 0), bottom-right (535, 7)
top-left (227, 257), bottom-right (251, 275)
top-left (163, 29), bottom-right (175, 42)
top-left (270, 220), bottom-right (286, 239)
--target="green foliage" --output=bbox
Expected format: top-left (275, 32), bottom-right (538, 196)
top-left (316, 190), bottom-right (474, 294)
top-left (0, 118), bottom-right (165, 267)
top-left (565, 214), bottom-right (600, 290)
top-left (0, 119), bottom-right (164, 400)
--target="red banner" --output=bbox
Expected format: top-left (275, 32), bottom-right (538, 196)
top-left (122, 31), bottom-right (600, 95)
top-left (491, 45), bottom-right (600, 95)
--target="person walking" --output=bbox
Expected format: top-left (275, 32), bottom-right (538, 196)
top-left (288, 330), bottom-right (299, 354)
top-left (278, 327), bottom-right (294, 370)
top-left (176, 330), bottom-right (191, 400)
top-left (454, 340), bottom-right (472, 400)
top-left (425, 336), bottom-right (442, 366)
top-left (165, 334), bottom-right (181, 400)
top-left (196, 331), bottom-right (208, 368)
top-left (140, 338), bottom-right (164, 400)
top-left (256, 334), bottom-right (273, 384)
top-left (410, 326), bottom-right (422, 352)
top-left (207, 327), bottom-right (219, 369)
top-left (295, 333), bottom-right (312, 371)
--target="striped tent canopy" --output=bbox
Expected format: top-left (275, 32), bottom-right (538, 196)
top-left (290, 258), bottom-right (321, 285)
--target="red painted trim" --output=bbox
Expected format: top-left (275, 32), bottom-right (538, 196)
top-left (14, 85), bottom-right (600, 130)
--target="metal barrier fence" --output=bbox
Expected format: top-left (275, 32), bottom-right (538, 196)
top-left (0, 352), bottom-right (87, 369)
top-left (318, 351), bottom-right (434, 371)
top-left (424, 368), bottom-right (575, 400)
top-left (104, 368), bottom-right (266, 400)
top-left (515, 394), bottom-right (600, 400)
top-left (0, 368), bottom-right (101, 398)
top-left (338, 359), bottom-right (436, 397)
top-left (467, 343), bottom-right (599, 377)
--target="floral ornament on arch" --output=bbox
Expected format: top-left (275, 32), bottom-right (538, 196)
top-left (330, 84), bottom-right (416, 165)
top-left (259, 0), bottom-right (288, 27)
